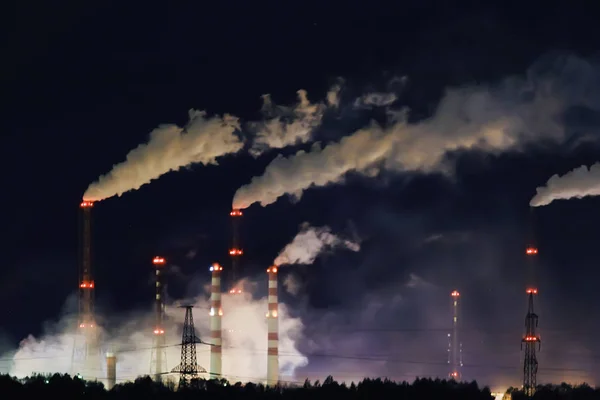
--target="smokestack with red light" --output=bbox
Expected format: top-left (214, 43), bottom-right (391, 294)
top-left (150, 256), bottom-right (167, 381)
top-left (266, 266), bottom-right (279, 385)
top-left (523, 215), bottom-right (541, 397)
top-left (229, 209), bottom-right (243, 294)
top-left (448, 290), bottom-right (462, 380)
top-left (209, 262), bottom-right (223, 379)
top-left (77, 200), bottom-right (97, 369)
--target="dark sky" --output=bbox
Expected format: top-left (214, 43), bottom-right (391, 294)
top-left (3, 0), bottom-right (600, 388)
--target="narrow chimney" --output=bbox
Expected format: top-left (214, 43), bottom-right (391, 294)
top-left (266, 266), bottom-right (279, 386)
top-left (210, 263), bottom-right (223, 379)
top-left (105, 352), bottom-right (116, 390)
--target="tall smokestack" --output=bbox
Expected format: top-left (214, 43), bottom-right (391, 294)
top-left (105, 352), bottom-right (116, 390)
top-left (209, 263), bottom-right (223, 379)
top-left (229, 209), bottom-right (243, 294)
top-left (448, 290), bottom-right (463, 379)
top-left (150, 256), bottom-right (167, 380)
top-left (266, 266), bottom-right (279, 385)
top-left (79, 201), bottom-right (95, 331)
top-left (72, 200), bottom-right (99, 375)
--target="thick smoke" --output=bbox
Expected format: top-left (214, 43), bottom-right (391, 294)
top-left (530, 163), bottom-right (600, 207)
top-left (3, 278), bottom-right (306, 384)
top-left (232, 56), bottom-right (600, 209)
top-left (249, 86), bottom-right (341, 157)
top-left (85, 87), bottom-right (339, 202)
top-left (274, 223), bottom-right (360, 266)
top-left (84, 110), bottom-right (243, 202)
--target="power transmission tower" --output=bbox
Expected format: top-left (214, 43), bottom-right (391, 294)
top-left (522, 208), bottom-right (540, 397)
top-left (171, 305), bottom-right (206, 387)
top-left (522, 288), bottom-right (541, 397)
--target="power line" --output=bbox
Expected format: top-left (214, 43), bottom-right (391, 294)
top-left (4, 341), bottom-right (598, 376)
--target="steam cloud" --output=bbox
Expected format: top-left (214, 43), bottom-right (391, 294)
top-left (84, 87), bottom-right (340, 202)
top-left (232, 55), bottom-right (600, 209)
top-left (84, 110), bottom-right (243, 202)
top-left (530, 163), bottom-right (600, 207)
top-left (2, 280), bottom-right (307, 384)
top-left (274, 223), bottom-right (360, 266)
top-left (353, 92), bottom-right (398, 109)
top-left (250, 86), bottom-right (341, 156)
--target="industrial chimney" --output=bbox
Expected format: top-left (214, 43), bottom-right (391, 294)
top-left (150, 256), bottom-right (167, 381)
top-left (105, 352), bottom-right (116, 390)
top-left (266, 266), bottom-right (279, 386)
top-left (448, 290), bottom-right (462, 379)
top-left (209, 263), bottom-right (223, 379)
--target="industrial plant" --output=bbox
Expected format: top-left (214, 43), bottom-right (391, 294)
top-left (59, 200), bottom-right (547, 397)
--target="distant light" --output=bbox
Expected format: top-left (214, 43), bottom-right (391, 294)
top-left (153, 256), bottom-right (166, 265)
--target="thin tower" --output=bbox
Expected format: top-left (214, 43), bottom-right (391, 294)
top-left (72, 200), bottom-right (99, 375)
top-left (448, 290), bottom-right (463, 379)
top-left (522, 287), bottom-right (541, 396)
top-left (150, 256), bottom-right (167, 381)
top-left (522, 208), bottom-right (541, 397)
top-left (266, 266), bottom-right (279, 385)
top-left (209, 263), bottom-right (223, 379)
top-left (229, 209), bottom-right (243, 294)
top-left (171, 306), bottom-right (206, 387)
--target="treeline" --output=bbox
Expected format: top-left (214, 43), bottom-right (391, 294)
top-left (510, 383), bottom-right (600, 400)
top-left (0, 373), bottom-right (598, 399)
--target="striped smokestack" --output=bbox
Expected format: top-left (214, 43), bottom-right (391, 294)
top-left (266, 266), bottom-right (279, 385)
top-left (210, 263), bottom-right (223, 379)
top-left (105, 352), bottom-right (116, 390)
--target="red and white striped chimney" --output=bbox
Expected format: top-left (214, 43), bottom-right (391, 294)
top-left (266, 266), bottom-right (279, 385)
top-left (209, 263), bottom-right (223, 379)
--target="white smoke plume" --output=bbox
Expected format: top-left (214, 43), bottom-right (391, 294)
top-left (530, 163), bottom-right (600, 207)
top-left (283, 273), bottom-right (302, 296)
top-left (274, 223), bottom-right (360, 266)
top-left (83, 110), bottom-right (243, 202)
top-left (353, 92), bottom-right (398, 109)
top-left (250, 86), bottom-right (341, 157)
top-left (232, 56), bottom-right (598, 209)
top-left (3, 280), bottom-right (307, 384)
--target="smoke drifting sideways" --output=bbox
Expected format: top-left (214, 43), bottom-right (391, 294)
top-left (232, 55), bottom-right (600, 210)
top-left (83, 111), bottom-right (243, 202)
top-left (83, 86), bottom-right (340, 203)
top-left (530, 163), bottom-right (600, 207)
top-left (274, 223), bottom-right (361, 268)
top-left (3, 279), bottom-right (307, 384)
top-left (249, 85), bottom-right (342, 157)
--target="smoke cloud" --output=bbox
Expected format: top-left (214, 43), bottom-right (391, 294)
top-left (84, 110), bottom-right (243, 202)
top-left (283, 273), bottom-right (302, 296)
top-left (353, 92), bottom-right (398, 109)
top-left (250, 86), bottom-right (341, 157)
top-left (3, 278), bottom-right (307, 384)
top-left (530, 163), bottom-right (600, 207)
top-left (274, 223), bottom-right (360, 266)
top-left (232, 55), bottom-right (600, 210)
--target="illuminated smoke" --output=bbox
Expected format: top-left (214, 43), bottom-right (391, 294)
top-left (250, 85), bottom-right (341, 157)
top-left (83, 110), bottom-right (243, 202)
top-left (283, 273), bottom-right (302, 296)
top-left (353, 92), bottom-right (398, 109)
top-left (530, 163), bottom-right (600, 207)
top-left (274, 223), bottom-right (360, 266)
top-left (231, 56), bottom-right (597, 209)
top-left (4, 280), bottom-right (306, 384)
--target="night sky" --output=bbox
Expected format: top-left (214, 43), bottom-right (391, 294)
top-left (3, 0), bottom-right (600, 389)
